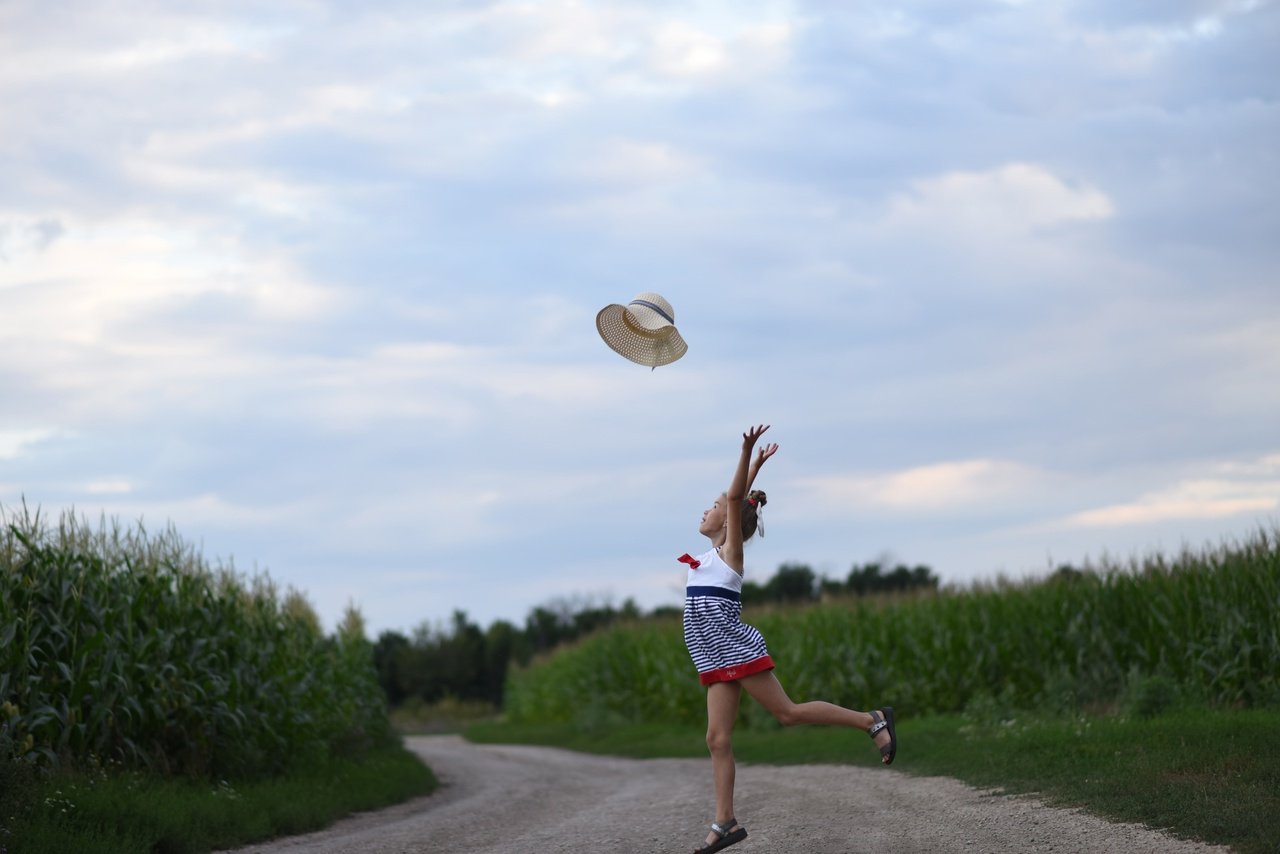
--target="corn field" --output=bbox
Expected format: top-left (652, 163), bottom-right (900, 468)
top-left (0, 505), bottom-right (389, 780)
top-left (505, 526), bottom-right (1280, 727)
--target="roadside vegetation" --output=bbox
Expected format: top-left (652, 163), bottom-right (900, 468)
top-left (0, 505), bottom-right (435, 854)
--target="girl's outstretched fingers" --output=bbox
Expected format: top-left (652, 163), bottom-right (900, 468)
top-left (743, 424), bottom-right (770, 444)
top-left (755, 443), bottom-right (779, 466)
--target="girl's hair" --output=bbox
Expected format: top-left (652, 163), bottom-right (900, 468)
top-left (741, 490), bottom-right (768, 541)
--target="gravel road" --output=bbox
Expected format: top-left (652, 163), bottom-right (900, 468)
top-left (226, 735), bottom-right (1226, 854)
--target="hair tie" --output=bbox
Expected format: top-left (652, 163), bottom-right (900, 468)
top-left (747, 498), bottom-right (757, 507)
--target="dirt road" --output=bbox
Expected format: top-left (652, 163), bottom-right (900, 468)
top-left (227, 735), bottom-right (1225, 853)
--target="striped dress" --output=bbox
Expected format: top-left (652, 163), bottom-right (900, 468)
top-left (681, 547), bottom-right (775, 686)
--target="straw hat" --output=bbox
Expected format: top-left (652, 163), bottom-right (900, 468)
top-left (596, 292), bottom-right (688, 368)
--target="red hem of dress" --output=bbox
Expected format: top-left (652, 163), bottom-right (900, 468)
top-left (699, 655), bottom-right (775, 686)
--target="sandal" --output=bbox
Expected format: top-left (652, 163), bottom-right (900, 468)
top-left (869, 706), bottom-right (896, 765)
top-left (693, 818), bottom-right (748, 852)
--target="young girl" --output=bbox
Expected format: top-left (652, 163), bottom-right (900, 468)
top-left (681, 424), bottom-right (897, 853)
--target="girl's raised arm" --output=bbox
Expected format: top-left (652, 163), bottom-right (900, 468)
top-left (747, 441), bottom-right (779, 494)
top-left (722, 424), bottom-right (770, 572)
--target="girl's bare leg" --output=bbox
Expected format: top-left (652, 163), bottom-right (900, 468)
top-left (738, 671), bottom-right (893, 762)
top-left (703, 680), bottom-right (743, 848)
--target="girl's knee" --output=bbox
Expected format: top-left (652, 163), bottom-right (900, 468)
top-left (706, 728), bottom-right (733, 754)
top-left (773, 704), bottom-right (801, 727)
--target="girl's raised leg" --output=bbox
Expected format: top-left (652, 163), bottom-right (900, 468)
top-left (738, 671), bottom-right (894, 762)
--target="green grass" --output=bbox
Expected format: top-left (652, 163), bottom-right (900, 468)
top-left (0, 741), bottom-right (436, 854)
top-left (466, 707), bottom-right (1280, 854)
top-left (389, 696), bottom-right (500, 735)
top-left (908, 709), bottom-right (1280, 853)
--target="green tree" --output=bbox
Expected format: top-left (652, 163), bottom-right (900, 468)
top-left (372, 630), bottom-right (411, 706)
top-left (847, 562), bottom-right (883, 595)
top-left (483, 620), bottom-right (520, 704)
top-left (765, 562), bottom-right (818, 603)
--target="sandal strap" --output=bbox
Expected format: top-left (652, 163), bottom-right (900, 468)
top-left (711, 818), bottom-right (738, 838)
top-left (868, 713), bottom-right (887, 737)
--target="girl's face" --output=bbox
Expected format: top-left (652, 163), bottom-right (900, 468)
top-left (699, 494), bottom-right (727, 537)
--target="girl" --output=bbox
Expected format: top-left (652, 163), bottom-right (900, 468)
top-left (681, 424), bottom-right (897, 853)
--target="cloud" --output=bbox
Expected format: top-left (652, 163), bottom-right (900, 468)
top-left (0, 11), bottom-right (259, 86)
top-left (795, 458), bottom-right (1050, 514)
top-left (486, 2), bottom-right (795, 86)
top-left (0, 210), bottom-right (350, 424)
top-left (1, 212), bottom-right (340, 326)
top-left (649, 20), bottom-right (792, 80)
top-left (1060, 454), bottom-right (1280, 528)
top-left (575, 138), bottom-right (704, 185)
top-left (0, 218), bottom-right (65, 260)
top-left (0, 429), bottom-right (60, 460)
top-left (829, 161), bottom-right (1125, 301)
top-left (1069, 0), bottom-right (1265, 31)
top-left (1053, 0), bottom-right (1275, 86)
top-left (81, 480), bottom-right (134, 495)
top-left (1063, 480), bottom-right (1278, 527)
top-left (884, 162), bottom-right (1113, 236)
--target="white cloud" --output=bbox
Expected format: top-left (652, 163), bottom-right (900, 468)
top-left (0, 218), bottom-right (65, 260)
top-left (1062, 455), bottom-right (1280, 527)
top-left (0, 429), bottom-right (59, 460)
top-left (1214, 454), bottom-right (1280, 476)
top-left (0, 213), bottom-right (339, 328)
top-left (885, 162), bottom-right (1113, 235)
top-left (0, 211), bottom-right (353, 425)
top-left (577, 138), bottom-right (704, 185)
top-left (795, 458), bottom-right (1050, 513)
top-left (483, 0), bottom-right (639, 63)
top-left (861, 162), bottom-right (1120, 284)
top-left (651, 21), bottom-right (729, 77)
top-left (1068, 0), bottom-right (1269, 73)
top-left (470, 2), bottom-right (795, 95)
top-left (81, 480), bottom-right (134, 495)
top-left (1064, 481), bottom-right (1277, 527)
top-left (0, 17), bottom-right (255, 85)
top-left (647, 19), bottom-right (792, 82)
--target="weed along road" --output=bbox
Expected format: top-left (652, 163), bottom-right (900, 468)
top-left (228, 735), bottom-right (1226, 854)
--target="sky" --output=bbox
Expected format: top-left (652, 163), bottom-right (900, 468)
top-left (2, 0), bottom-right (1278, 638)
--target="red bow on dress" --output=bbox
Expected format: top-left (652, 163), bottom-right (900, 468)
top-left (677, 553), bottom-right (701, 569)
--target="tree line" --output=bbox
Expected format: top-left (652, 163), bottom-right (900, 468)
top-left (372, 560), bottom-right (939, 709)
top-left (744, 560), bottom-right (939, 605)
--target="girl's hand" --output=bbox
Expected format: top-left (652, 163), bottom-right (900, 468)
top-left (742, 424), bottom-right (771, 448)
top-left (755, 443), bottom-right (779, 467)
top-left (746, 440), bottom-right (777, 493)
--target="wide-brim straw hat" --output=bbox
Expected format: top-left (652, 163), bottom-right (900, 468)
top-left (596, 292), bottom-right (689, 368)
